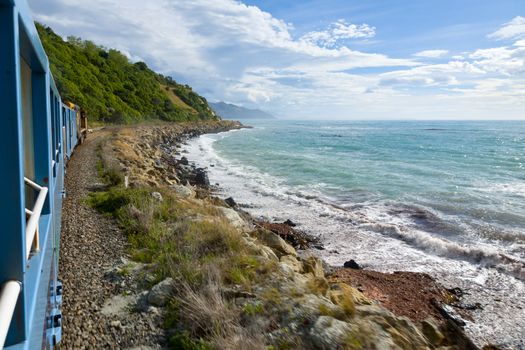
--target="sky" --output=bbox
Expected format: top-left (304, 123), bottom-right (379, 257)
top-left (28, 0), bottom-right (525, 119)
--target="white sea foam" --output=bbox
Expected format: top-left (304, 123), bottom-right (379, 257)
top-left (475, 181), bottom-right (525, 198)
top-left (183, 130), bottom-right (525, 348)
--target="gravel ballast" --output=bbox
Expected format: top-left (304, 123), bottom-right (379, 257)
top-left (59, 130), bottom-right (164, 349)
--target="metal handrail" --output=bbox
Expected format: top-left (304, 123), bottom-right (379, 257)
top-left (0, 281), bottom-right (22, 349)
top-left (24, 177), bottom-right (48, 260)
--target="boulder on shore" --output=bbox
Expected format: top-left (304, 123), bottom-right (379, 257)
top-left (225, 197), bottom-right (237, 207)
top-left (343, 259), bottom-right (361, 270)
top-left (194, 170), bottom-right (210, 187)
top-left (283, 219), bottom-right (297, 227)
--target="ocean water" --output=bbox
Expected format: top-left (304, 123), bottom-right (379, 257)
top-left (184, 120), bottom-right (525, 348)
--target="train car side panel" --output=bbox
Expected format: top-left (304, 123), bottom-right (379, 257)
top-left (0, 3), bottom-right (29, 346)
top-left (0, 0), bottom-right (65, 348)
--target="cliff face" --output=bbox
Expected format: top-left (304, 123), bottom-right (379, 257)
top-left (89, 122), bottom-right (478, 349)
top-left (37, 24), bottom-right (218, 123)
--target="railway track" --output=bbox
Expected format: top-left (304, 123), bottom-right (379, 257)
top-left (58, 130), bottom-right (164, 349)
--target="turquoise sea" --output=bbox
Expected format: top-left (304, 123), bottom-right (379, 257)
top-left (185, 120), bottom-right (525, 348)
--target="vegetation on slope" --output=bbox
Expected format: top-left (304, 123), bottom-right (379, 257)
top-left (37, 23), bottom-right (218, 123)
top-left (88, 172), bottom-right (277, 349)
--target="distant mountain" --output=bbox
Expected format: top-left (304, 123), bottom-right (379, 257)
top-left (210, 102), bottom-right (275, 119)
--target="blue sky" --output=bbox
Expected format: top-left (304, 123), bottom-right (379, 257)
top-left (245, 0), bottom-right (521, 53)
top-left (29, 0), bottom-right (525, 119)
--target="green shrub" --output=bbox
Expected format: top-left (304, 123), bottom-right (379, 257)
top-left (168, 332), bottom-right (211, 350)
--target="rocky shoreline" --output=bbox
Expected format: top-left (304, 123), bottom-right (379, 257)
top-left (91, 121), bottom-right (492, 349)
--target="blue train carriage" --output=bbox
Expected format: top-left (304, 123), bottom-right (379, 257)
top-left (71, 103), bottom-right (88, 146)
top-left (62, 102), bottom-right (76, 161)
top-left (0, 0), bottom-right (77, 348)
top-left (61, 102), bottom-right (88, 161)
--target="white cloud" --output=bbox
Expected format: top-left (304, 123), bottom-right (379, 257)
top-left (414, 50), bottom-right (449, 58)
top-left (470, 45), bottom-right (525, 75)
top-left (300, 20), bottom-right (375, 48)
top-left (488, 16), bottom-right (525, 40)
top-left (28, 0), bottom-right (525, 119)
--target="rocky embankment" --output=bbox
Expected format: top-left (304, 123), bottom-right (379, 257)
top-left (106, 120), bottom-right (244, 189)
top-left (90, 121), bottom-right (484, 349)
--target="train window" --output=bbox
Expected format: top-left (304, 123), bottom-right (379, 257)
top-left (50, 90), bottom-right (56, 160)
top-left (56, 97), bottom-right (60, 161)
top-left (62, 106), bottom-right (67, 160)
top-left (21, 56), bottom-right (36, 206)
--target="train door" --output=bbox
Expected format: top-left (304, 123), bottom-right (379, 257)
top-left (62, 106), bottom-right (67, 162)
top-left (69, 111), bottom-right (73, 152)
top-left (76, 109), bottom-right (80, 141)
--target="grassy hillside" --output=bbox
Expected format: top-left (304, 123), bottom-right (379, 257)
top-left (37, 23), bottom-right (218, 123)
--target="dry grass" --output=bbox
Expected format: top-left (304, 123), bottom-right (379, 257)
top-left (89, 182), bottom-right (272, 349)
top-left (176, 270), bottom-right (235, 338)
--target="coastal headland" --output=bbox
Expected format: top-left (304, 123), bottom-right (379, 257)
top-left (61, 121), bottom-right (486, 349)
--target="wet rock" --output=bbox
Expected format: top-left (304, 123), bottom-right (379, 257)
top-left (343, 259), bottom-right (361, 269)
top-left (283, 219), bottom-right (297, 227)
top-left (225, 197), bottom-right (237, 207)
top-left (434, 302), bottom-right (466, 327)
top-left (147, 278), bottom-right (175, 307)
top-left (461, 302), bottom-right (483, 310)
top-left (257, 221), bottom-right (318, 250)
top-left (194, 170), bottom-right (210, 187)
top-left (179, 156), bottom-right (189, 165)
